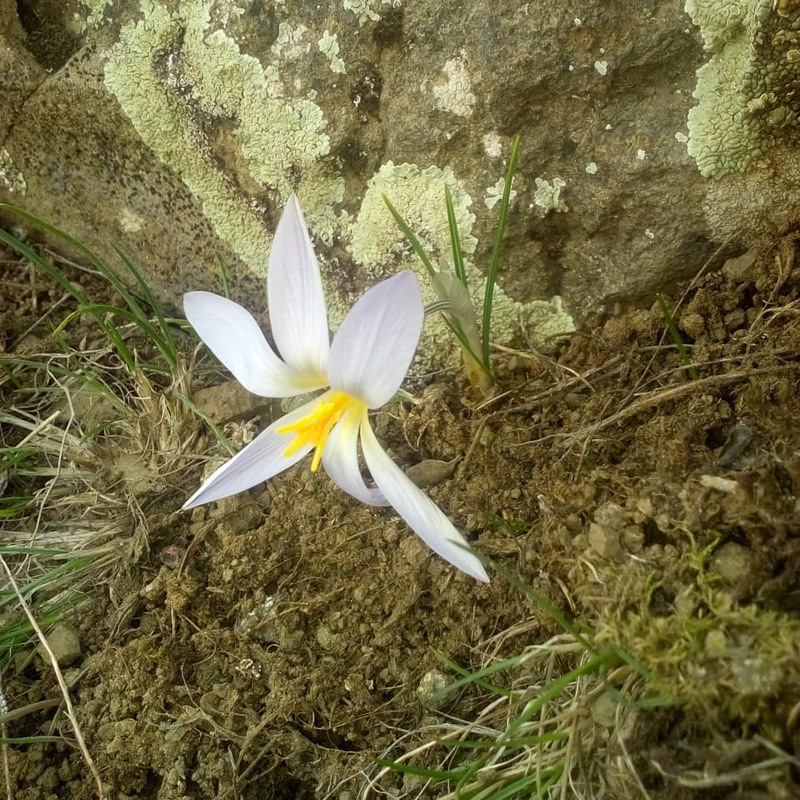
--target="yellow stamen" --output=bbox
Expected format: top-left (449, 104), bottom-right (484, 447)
top-left (277, 391), bottom-right (358, 472)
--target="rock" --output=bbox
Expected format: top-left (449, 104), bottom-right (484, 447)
top-left (416, 669), bottom-right (457, 710)
top-left (684, 2), bottom-right (800, 246)
top-left (192, 380), bottom-right (264, 423)
top-left (588, 521), bottom-right (623, 560)
top-left (587, 502), bottom-right (637, 561)
top-left (316, 624), bottom-right (342, 651)
top-left (38, 622), bottom-right (82, 667)
top-left (406, 458), bottom-right (458, 488)
top-left (1, 0), bottom-right (716, 361)
top-left (590, 691), bottom-right (618, 727)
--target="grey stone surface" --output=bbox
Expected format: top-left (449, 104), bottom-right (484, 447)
top-left (0, 1), bottom-right (735, 357)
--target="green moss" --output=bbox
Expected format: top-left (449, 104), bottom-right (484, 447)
top-left (598, 538), bottom-right (800, 737)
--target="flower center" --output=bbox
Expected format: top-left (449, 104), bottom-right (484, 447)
top-left (277, 391), bottom-right (359, 472)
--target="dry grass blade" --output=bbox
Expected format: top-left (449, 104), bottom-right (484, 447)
top-left (0, 557), bottom-right (107, 798)
top-left (519, 363), bottom-right (797, 450)
top-left (0, 672), bottom-right (9, 800)
top-left (361, 629), bottom-right (642, 800)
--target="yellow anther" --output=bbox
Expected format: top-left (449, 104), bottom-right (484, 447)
top-left (277, 391), bottom-right (355, 472)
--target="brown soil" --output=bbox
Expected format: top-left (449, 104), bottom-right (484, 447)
top-left (0, 234), bottom-right (799, 800)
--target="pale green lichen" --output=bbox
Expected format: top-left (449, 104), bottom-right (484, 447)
top-left (350, 162), bottom-right (574, 366)
top-left (484, 176), bottom-right (518, 210)
top-left (482, 132), bottom-right (503, 158)
top-left (432, 55), bottom-right (476, 117)
top-left (685, 0), bottom-right (800, 177)
top-left (318, 31), bottom-right (345, 74)
top-left (350, 162), bottom-right (477, 274)
top-left (270, 23), bottom-right (310, 60)
top-left (532, 177), bottom-right (568, 214)
top-left (80, 0), bottom-right (113, 30)
top-left (684, 0), bottom-right (747, 52)
top-left (342, 0), bottom-right (396, 24)
top-left (104, 0), bottom-right (344, 275)
top-left (0, 148), bottom-right (27, 195)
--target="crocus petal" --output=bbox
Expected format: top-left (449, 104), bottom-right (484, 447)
top-left (183, 396), bottom-right (323, 509)
top-left (184, 292), bottom-right (325, 397)
top-left (322, 406), bottom-right (388, 507)
top-left (359, 419), bottom-right (489, 582)
top-left (328, 271), bottom-right (424, 408)
top-left (267, 195), bottom-right (330, 380)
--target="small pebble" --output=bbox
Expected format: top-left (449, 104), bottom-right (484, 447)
top-left (416, 670), bottom-right (457, 710)
top-left (406, 458), bottom-right (458, 488)
top-left (38, 623), bottom-right (82, 667)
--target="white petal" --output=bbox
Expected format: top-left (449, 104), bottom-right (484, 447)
top-left (183, 397), bottom-right (321, 508)
top-left (328, 271), bottom-right (424, 408)
top-left (268, 195), bottom-right (330, 379)
top-left (360, 420), bottom-right (489, 582)
top-left (322, 406), bottom-right (388, 507)
top-left (184, 292), bottom-right (324, 397)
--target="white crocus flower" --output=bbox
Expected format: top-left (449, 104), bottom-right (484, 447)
top-left (183, 196), bottom-right (488, 583)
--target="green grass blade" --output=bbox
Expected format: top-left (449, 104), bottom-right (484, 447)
top-left (171, 390), bottom-right (235, 456)
top-left (0, 546), bottom-right (84, 557)
top-left (445, 184), bottom-right (467, 287)
top-left (1, 204), bottom-right (117, 284)
top-left (443, 315), bottom-right (486, 374)
top-left (1, 205), bottom-right (176, 373)
top-left (481, 768), bottom-right (556, 800)
top-left (482, 135), bottom-right (520, 367)
top-left (0, 606), bottom-right (72, 658)
top-left (0, 557), bottom-right (93, 613)
top-left (382, 195), bottom-right (438, 280)
top-left (657, 294), bottom-right (699, 380)
top-left (504, 651), bottom-right (619, 737)
top-left (436, 650), bottom-right (525, 697)
top-left (445, 731), bottom-right (568, 750)
top-left (0, 224), bottom-right (89, 305)
top-left (384, 196), bottom-right (485, 370)
top-left (487, 556), bottom-right (596, 653)
top-left (0, 499), bottom-right (33, 519)
top-left (0, 736), bottom-right (65, 745)
top-left (0, 224), bottom-right (138, 371)
top-left (217, 255), bottom-right (232, 299)
top-left (111, 244), bottom-right (179, 369)
top-left (375, 759), bottom-right (463, 781)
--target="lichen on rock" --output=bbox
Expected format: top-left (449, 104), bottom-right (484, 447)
top-left (685, 0), bottom-right (800, 178)
top-left (350, 161), bottom-right (477, 277)
top-left (432, 53), bottom-right (476, 117)
top-left (341, 0), bottom-right (396, 25)
top-left (0, 147), bottom-right (26, 194)
top-left (104, 0), bottom-right (344, 275)
top-left (532, 177), bottom-right (568, 215)
top-left (350, 162), bottom-right (574, 368)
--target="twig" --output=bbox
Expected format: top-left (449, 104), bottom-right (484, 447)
top-left (0, 556), bottom-right (106, 798)
top-left (10, 293), bottom-right (71, 350)
top-left (523, 364), bottom-right (796, 450)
